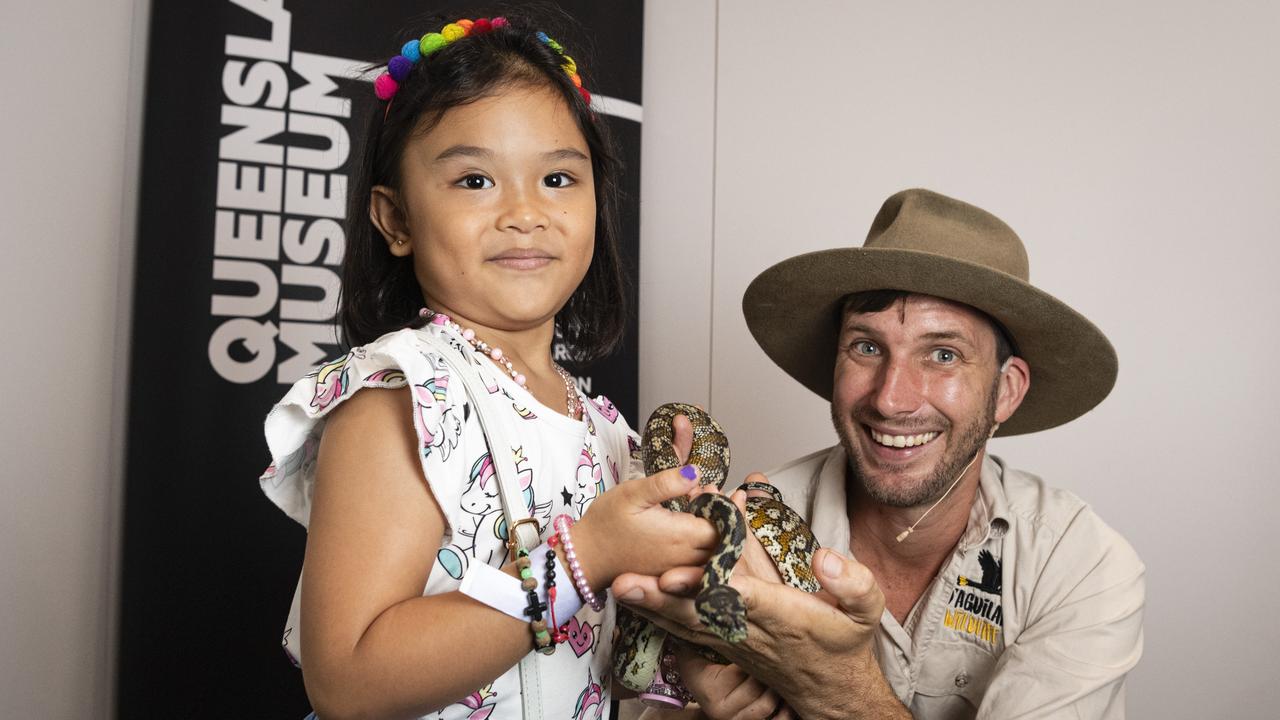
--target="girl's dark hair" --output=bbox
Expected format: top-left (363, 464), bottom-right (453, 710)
top-left (339, 9), bottom-right (627, 363)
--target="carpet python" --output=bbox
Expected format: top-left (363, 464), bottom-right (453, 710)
top-left (611, 402), bottom-right (822, 707)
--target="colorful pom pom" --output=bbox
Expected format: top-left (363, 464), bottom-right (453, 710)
top-left (388, 55), bottom-right (413, 82)
top-left (374, 73), bottom-right (398, 101)
top-left (420, 32), bottom-right (447, 56)
top-left (401, 39), bottom-right (421, 62)
top-left (441, 23), bottom-right (466, 42)
top-left (377, 16), bottom-right (591, 108)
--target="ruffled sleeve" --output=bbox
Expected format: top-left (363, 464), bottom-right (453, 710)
top-left (583, 394), bottom-right (647, 486)
top-left (259, 328), bottom-right (470, 530)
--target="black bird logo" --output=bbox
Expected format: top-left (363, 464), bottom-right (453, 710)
top-left (958, 550), bottom-right (1002, 595)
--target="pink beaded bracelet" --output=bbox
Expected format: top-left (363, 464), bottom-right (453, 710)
top-left (551, 514), bottom-right (605, 612)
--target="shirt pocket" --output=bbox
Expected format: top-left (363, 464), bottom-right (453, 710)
top-left (913, 639), bottom-right (999, 709)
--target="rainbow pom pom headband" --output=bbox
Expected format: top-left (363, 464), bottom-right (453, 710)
top-left (373, 16), bottom-right (592, 114)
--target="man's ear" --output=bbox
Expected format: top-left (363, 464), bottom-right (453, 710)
top-left (370, 185), bottom-right (412, 257)
top-left (994, 356), bottom-right (1031, 425)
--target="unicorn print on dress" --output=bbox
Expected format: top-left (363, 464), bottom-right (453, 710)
top-left (413, 355), bottom-right (463, 462)
top-left (571, 668), bottom-right (606, 720)
top-left (502, 388), bottom-right (538, 420)
top-left (589, 395), bottom-right (619, 424)
top-left (307, 347), bottom-right (367, 412)
top-left (506, 445), bottom-right (552, 530)
top-left (455, 683), bottom-right (497, 720)
top-left (437, 453), bottom-right (503, 579)
top-left (363, 367), bottom-right (407, 387)
top-left (574, 444), bottom-right (605, 515)
top-left (260, 433), bottom-right (319, 493)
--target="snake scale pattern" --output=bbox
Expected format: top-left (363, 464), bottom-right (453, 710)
top-left (612, 402), bottom-right (822, 701)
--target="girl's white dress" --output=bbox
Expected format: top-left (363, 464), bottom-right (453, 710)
top-left (260, 319), bottom-right (642, 719)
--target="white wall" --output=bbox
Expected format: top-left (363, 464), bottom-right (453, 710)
top-left (641, 1), bottom-right (1279, 717)
top-left (0, 0), bottom-right (147, 716)
top-left (4, 1), bottom-right (1276, 717)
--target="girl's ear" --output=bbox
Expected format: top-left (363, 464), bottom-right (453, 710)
top-left (370, 185), bottom-right (413, 257)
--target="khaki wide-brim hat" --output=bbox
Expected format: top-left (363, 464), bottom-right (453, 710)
top-left (742, 188), bottom-right (1117, 437)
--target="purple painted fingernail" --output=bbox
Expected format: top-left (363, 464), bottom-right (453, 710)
top-left (680, 465), bottom-right (698, 481)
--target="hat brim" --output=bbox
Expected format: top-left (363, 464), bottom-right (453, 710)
top-left (742, 248), bottom-right (1117, 436)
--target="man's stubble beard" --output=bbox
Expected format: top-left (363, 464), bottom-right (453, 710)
top-left (832, 375), bottom-right (999, 509)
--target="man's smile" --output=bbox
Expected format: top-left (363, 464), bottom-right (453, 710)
top-left (868, 427), bottom-right (940, 449)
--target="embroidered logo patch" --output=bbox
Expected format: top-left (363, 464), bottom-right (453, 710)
top-left (944, 549), bottom-right (1003, 645)
top-left (958, 548), bottom-right (1002, 594)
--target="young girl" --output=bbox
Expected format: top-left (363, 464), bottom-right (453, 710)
top-left (258, 13), bottom-right (715, 720)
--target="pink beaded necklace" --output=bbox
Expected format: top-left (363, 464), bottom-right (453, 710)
top-left (419, 308), bottom-right (581, 420)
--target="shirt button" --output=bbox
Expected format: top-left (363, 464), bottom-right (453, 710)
top-left (954, 671), bottom-right (970, 689)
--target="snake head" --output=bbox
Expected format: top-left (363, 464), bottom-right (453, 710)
top-left (695, 585), bottom-right (748, 644)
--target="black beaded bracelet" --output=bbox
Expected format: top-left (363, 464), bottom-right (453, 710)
top-left (516, 548), bottom-right (553, 654)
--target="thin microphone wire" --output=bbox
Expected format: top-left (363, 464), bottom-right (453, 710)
top-left (894, 452), bottom-right (979, 542)
top-left (894, 422), bottom-right (997, 543)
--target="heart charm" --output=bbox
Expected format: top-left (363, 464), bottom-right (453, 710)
top-left (567, 616), bottom-right (596, 657)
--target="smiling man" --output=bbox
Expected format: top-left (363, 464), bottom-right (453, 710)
top-left (614, 189), bottom-right (1145, 719)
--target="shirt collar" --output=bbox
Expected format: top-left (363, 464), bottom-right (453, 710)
top-left (808, 445), bottom-right (854, 555)
top-left (959, 453), bottom-right (1012, 551)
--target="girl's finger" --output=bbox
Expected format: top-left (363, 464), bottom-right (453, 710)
top-left (630, 464), bottom-right (699, 508)
top-left (658, 565), bottom-right (705, 595)
top-left (743, 689), bottom-right (784, 720)
top-left (721, 677), bottom-right (774, 720)
top-left (769, 702), bottom-right (795, 720)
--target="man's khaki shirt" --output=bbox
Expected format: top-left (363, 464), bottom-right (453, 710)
top-left (765, 446), bottom-right (1145, 719)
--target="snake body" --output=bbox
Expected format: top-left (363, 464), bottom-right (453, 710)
top-left (612, 402), bottom-right (821, 699)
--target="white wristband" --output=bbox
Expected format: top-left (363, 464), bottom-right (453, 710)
top-left (458, 542), bottom-right (586, 622)
top-left (459, 561), bottom-right (527, 621)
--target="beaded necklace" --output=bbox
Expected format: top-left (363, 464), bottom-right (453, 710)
top-left (420, 308), bottom-right (581, 420)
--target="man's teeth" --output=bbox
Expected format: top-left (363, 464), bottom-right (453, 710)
top-left (870, 429), bottom-right (939, 448)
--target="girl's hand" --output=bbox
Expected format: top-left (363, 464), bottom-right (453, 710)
top-left (572, 463), bottom-right (720, 591)
top-left (674, 645), bottom-right (792, 720)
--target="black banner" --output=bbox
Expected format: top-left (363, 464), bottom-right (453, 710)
top-left (119, 1), bottom-right (643, 716)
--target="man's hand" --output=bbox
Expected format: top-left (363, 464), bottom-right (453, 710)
top-left (613, 546), bottom-right (909, 719)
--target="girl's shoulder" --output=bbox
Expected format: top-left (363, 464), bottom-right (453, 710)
top-left (259, 325), bottom-right (470, 526)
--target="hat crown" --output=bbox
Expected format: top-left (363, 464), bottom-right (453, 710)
top-left (866, 189), bottom-right (1030, 281)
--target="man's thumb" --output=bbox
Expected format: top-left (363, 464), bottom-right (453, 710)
top-left (814, 548), bottom-right (884, 624)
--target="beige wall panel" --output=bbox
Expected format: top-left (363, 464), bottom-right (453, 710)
top-left (639, 0), bottom-right (719, 417)
top-left (0, 0), bottom-right (146, 716)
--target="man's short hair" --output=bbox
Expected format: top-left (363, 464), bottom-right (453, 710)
top-left (840, 289), bottom-right (1017, 366)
